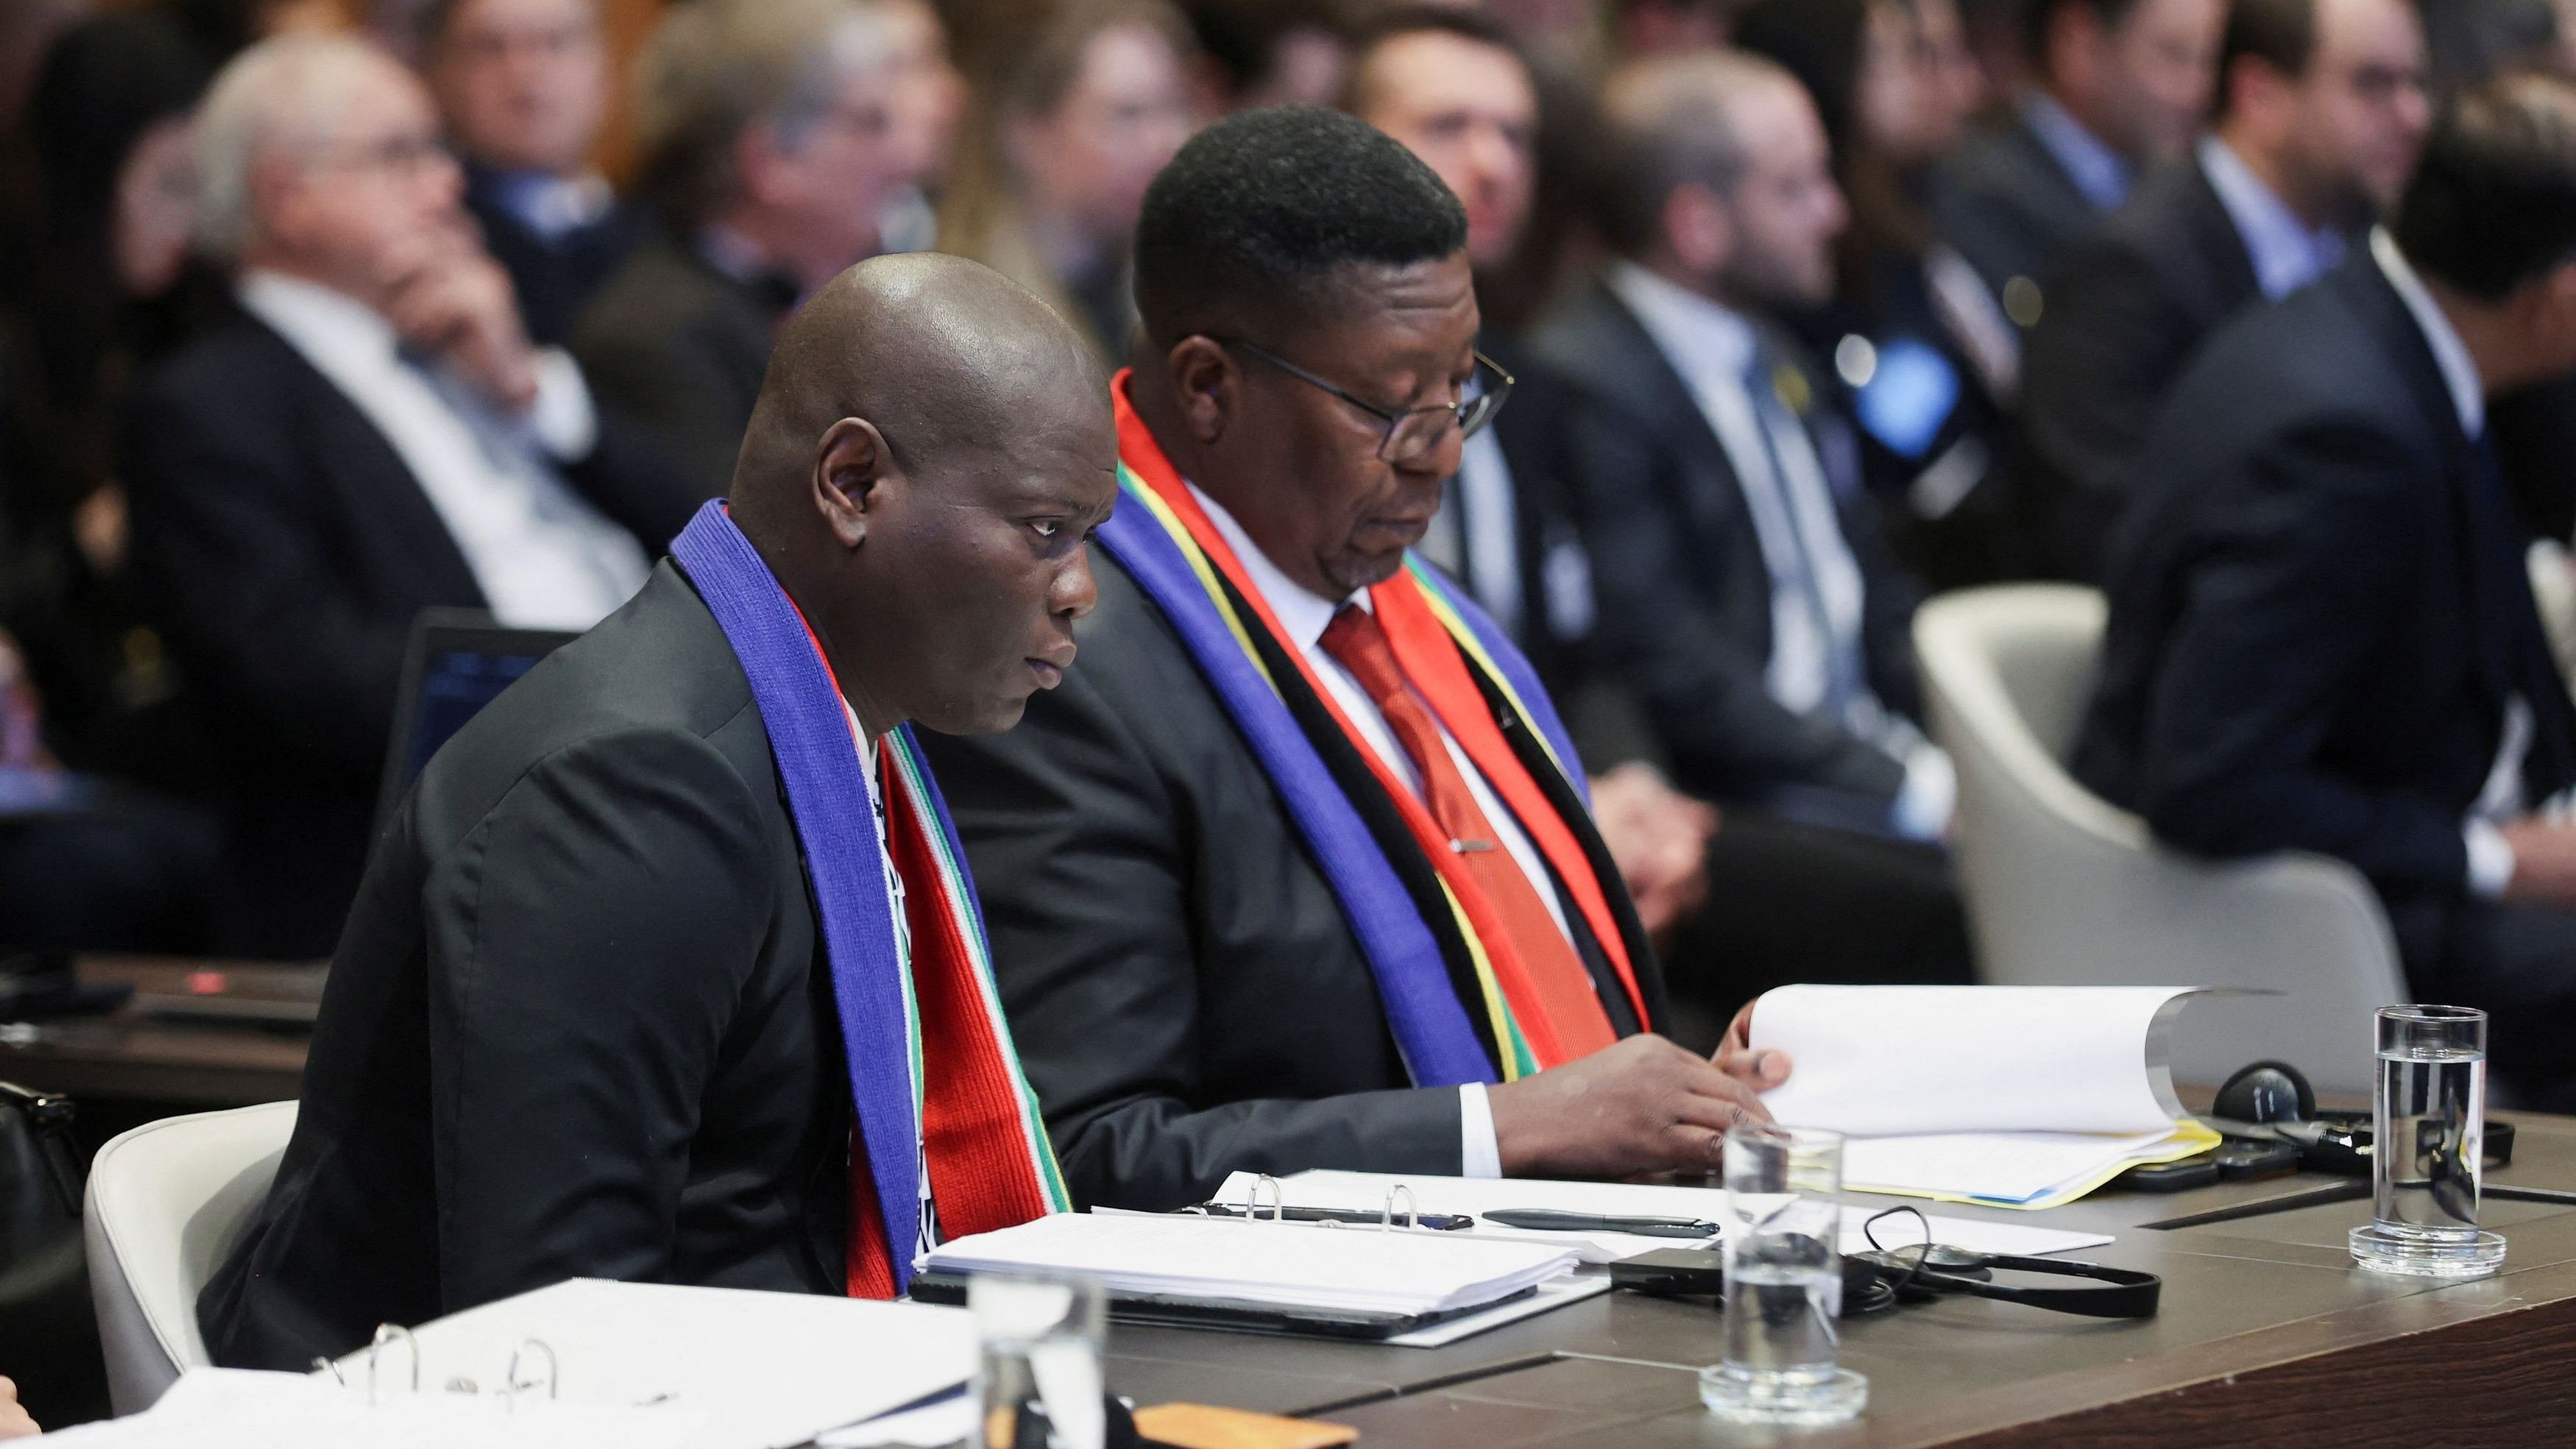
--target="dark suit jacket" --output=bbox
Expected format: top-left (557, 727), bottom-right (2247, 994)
top-left (1530, 277), bottom-right (1927, 819)
top-left (198, 564), bottom-right (847, 1370)
top-left (918, 548), bottom-right (1666, 1213)
top-left (2019, 157), bottom-right (2263, 580)
top-left (461, 165), bottom-right (645, 348)
top-left (571, 227), bottom-right (793, 501)
top-left (2076, 256), bottom-right (2576, 977)
top-left (1931, 113), bottom-right (2110, 308)
top-left (121, 306), bottom-right (697, 957)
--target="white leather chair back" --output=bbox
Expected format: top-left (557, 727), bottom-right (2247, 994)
top-left (1916, 586), bottom-right (2406, 1094)
top-left (83, 1101), bottom-right (296, 1414)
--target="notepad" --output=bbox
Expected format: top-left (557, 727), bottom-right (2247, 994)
top-left (921, 1211), bottom-right (1579, 1320)
top-left (1750, 984), bottom-right (2223, 1208)
top-left (1214, 1171), bottom-right (2115, 1261)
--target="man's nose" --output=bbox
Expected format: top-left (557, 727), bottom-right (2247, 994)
top-left (1054, 545), bottom-right (1100, 621)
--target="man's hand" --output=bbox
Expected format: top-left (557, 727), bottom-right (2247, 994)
top-left (1590, 762), bottom-right (1719, 938)
top-left (1487, 1032), bottom-right (1788, 1179)
top-left (0, 1374), bottom-right (40, 1439)
top-left (375, 222), bottom-right (540, 413)
top-left (2500, 818), bottom-right (2576, 907)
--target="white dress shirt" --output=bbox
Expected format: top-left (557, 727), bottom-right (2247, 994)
top-left (1192, 484), bottom-right (1585, 1178)
top-left (2201, 137), bottom-right (2348, 302)
top-left (238, 271), bottom-right (650, 631)
top-left (1607, 263), bottom-right (1956, 839)
top-left (2371, 231), bottom-right (2530, 899)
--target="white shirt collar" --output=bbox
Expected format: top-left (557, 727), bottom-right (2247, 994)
top-left (2024, 91), bottom-right (2132, 213)
top-left (237, 269), bottom-right (398, 366)
top-left (2198, 135), bottom-right (2346, 301)
top-left (2371, 227), bottom-right (2485, 437)
top-left (1185, 482), bottom-right (1365, 647)
top-left (1607, 261), bottom-right (1758, 386)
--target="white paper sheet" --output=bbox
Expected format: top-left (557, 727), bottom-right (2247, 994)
top-left (35, 1369), bottom-right (697, 1449)
top-left (316, 1279), bottom-right (978, 1449)
top-left (1383, 1272), bottom-right (1615, 1347)
top-left (1841, 1129), bottom-right (2204, 1205)
top-left (1215, 1171), bottom-right (2113, 1262)
top-left (1751, 985), bottom-right (2195, 1136)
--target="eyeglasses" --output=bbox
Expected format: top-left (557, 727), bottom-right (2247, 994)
top-left (1217, 338), bottom-right (1514, 465)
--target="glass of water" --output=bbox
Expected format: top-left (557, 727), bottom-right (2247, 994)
top-left (1701, 1123), bottom-right (1869, 1425)
top-left (970, 1272), bottom-right (1108, 1449)
top-left (2349, 1005), bottom-right (2507, 1278)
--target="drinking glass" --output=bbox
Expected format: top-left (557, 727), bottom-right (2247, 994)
top-left (2349, 1005), bottom-right (2507, 1278)
top-left (971, 1272), bottom-right (1108, 1449)
top-left (1701, 1123), bottom-right (1869, 1425)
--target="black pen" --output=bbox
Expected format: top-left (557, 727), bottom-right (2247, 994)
top-left (1484, 1209), bottom-right (1721, 1239)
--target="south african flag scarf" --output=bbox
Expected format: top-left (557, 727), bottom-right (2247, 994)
top-left (672, 502), bottom-right (1067, 1298)
top-left (1094, 374), bottom-right (1657, 1085)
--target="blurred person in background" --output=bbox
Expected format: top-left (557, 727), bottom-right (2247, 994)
top-left (1182, 0), bottom-right (1353, 112)
top-left (2020, 0), bottom-right (2432, 580)
top-left (937, 0), bottom-right (1197, 367)
top-left (127, 33), bottom-right (693, 957)
top-left (423, 0), bottom-right (640, 347)
top-left (1535, 51), bottom-right (1975, 1000)
top-left (1735, 0), bottom-right (2023, 586)
top-left (1933, 0), bottom-right (2228, 329)
top-left (574, 0), bottom-right (921, 499)
top-left (874, 0), bottom-right (967, 252)
top-left (1346, 4), bottom-right (1720, 957)
top-left (1611, 0), bottom-right (1741, 59)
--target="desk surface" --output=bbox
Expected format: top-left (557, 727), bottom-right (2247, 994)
top-left (1102, 1117), bottom-right (2576, 1448)
top-left (0, 956), bottom-right (311, 1106)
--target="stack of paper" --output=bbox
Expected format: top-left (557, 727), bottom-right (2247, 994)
top-left (314, 1279), bottom-right (979, 1449)
top-left (1752, 985), bottom-right (2223, 1208)
top-left (34, 1368), bottom-right (696, 1449)
top-left (924, 1211), bottom-right (1578, 1318)
top-left (1213, 1170), bottom-right (2115, 1262)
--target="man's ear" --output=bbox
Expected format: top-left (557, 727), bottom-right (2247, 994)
top-left (1165, 336), bottom-right (1239, 446)
top-left (1665, 181), bottom-right (1733, 279)
top-left (813, 417), bottom-right (891, 550)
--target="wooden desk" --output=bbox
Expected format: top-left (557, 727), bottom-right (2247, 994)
top-left (1102, 1116), bottom-right (2576, 1448)
top-left (0, 956), bottom-right (312, 1107)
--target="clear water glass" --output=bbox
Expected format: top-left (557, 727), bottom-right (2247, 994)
top-left (970, 1272), bottom-right (1108, 1449)
top-left (2349, 1005), bottom-right (2507, 1278)
top-left (1701, 1123), bottom-right (1869, 1425)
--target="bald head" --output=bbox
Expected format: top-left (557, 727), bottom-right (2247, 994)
top-left (726, 251), bottom-right (1119, 740)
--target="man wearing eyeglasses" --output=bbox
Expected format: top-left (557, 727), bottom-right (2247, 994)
top-left (919, 107), bottom-right (1791, 1214)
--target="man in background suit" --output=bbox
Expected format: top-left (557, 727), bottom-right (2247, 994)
top-left (2077, 76), bottom-right (2576, 1110)
top-left (573, 0), bottom-right (920, 499)
top-left (124, 34), bottom-right (692, 957)
top-left (1344, 5), bottom-right (1717, 945)
top-left (925, 108), bottom-right (1789, 1213)
top-left (1933, 0), bottom-right (2226, 329)
top-left (424, 0), bottom-right (640, 347)
top-left (202, 253), bottom-right (1108, 1367)
top-left (2020, 0), bottom-right (2431, 579)
top-left (1535, 52), bottom-right (1973, 996)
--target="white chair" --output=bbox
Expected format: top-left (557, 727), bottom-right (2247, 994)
top-left (84, 1101), bottom-right (297, 1414)
top-left (1914, 585), bottom-right (2406, 1095)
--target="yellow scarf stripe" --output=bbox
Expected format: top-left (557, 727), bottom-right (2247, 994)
top-left (1434, 876), bottom-right (1533, 1083)
top-left (1401, 558), bottom-right (1577, 789)
top-left (1119, 467), bottom-right (1280, 696)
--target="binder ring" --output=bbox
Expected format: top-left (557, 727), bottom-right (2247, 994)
top-left (1241, 1173), bottom-right (1284, 1223)
top-left (1383, 1185), bottom-right (1418, 1233)
top-left (311, 1356), bottom-right (346, 1387)
top-left (367, 1323), bottom-right (420, 1405)
top-left (506, 1338), bottom-right (559, 1411)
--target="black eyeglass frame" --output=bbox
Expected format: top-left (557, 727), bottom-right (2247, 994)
top-left (1214, 337), bottom-right (1515, 463)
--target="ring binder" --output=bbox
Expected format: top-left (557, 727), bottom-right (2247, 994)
top-left (366, 1324), bottom-right (419, 1404)
top-left (506, 1339), bottom-right (559, 1411)
top-left (1241, 1174), bottom-right (1284, 1222)
top-left (1382, 1185), bottom-right (1418, 1232)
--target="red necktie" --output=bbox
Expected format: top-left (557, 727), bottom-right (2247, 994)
top-left (1320, 605), bottom-right (1616, 1057)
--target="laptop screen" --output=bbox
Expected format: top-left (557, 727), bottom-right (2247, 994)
top-left (376, 612), bottom-right (578, 832)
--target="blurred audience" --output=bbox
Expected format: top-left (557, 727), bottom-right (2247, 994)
top-left (1611, 0), bottom-right (1741, 58)
top-left (125, 33), bottom-right (690, 957)
top-left (1934, 0), bottom-right (2227, 336)
top-left (1736, 0), bottom-right (2021, 587)
top-left (2020, 0), bottom-right (2432, 581)
top-left (422, 0), bottom-right (639, 347)
top-left (1183, 0), bottom-right (1354, 112)
top-left (1346, 5), bottom-right (1719, 949)
top-left (937, 0), bottom-right (1197, 366)
top-left (2078, 74), bottom-right (2576, 1110)
top-left (576, 0), bottom-right (922, 500)
top-left (874, 0), bottom-right (967, 252)
top-left (1535, 51), bottom-right (1973, 996)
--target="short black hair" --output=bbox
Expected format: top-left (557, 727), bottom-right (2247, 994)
top-left (2221, 0), bottom-right (2321, 115)
top-left (2423, 0), bottom-right (2561, 94)
top-left (1133, 105), bottom-right (1467, 345)
top-left (2023, 0), bottom-right (2148, 68)
top-left (2394, 73), bottom-right (2576, 301)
